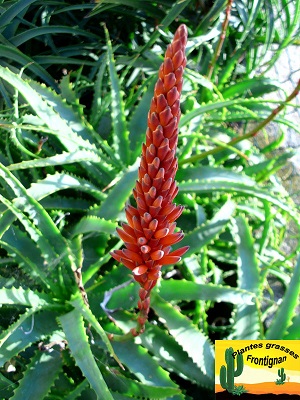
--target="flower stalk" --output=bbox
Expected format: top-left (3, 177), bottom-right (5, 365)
top-left (111, 24), bottom-right (189, 336)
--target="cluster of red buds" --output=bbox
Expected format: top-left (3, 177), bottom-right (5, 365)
top-left (111, 24), bottom-right (189, 335)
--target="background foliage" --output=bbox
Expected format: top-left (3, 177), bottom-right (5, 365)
top-left (0, 0), bottom-right (299, 399)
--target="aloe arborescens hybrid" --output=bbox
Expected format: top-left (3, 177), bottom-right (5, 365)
top-left (111, 24), bottom-right (189, 335)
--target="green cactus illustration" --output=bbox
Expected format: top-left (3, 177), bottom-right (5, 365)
top-left (275, 367), bottom-right (286, 385)
top-left (220, 347), bottom-right (244, 393)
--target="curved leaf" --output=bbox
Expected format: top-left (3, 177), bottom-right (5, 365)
top-left (0, 45), bottom-right (58, 89)
top-left (229, 216), bottom-right (261, 340)
top-left (178, 179), bottom-right (300, 235)
top-left (159, 279), bottom-right (255, 305)
top-left (11, 26), bottom-right (99, 46)
top-left (11, 350), bottom-right (62, 400)
top-left (71, 216), bottom-right (117, 238)
top-left (151, 292), bottom-right (215, 387)
top-left (0, 286), bottom-right (53, 308)
top-left (92, 160), bottom-right (139, 220)
top-left (7, 150), bottom-right (103, 171)
top-left (59, 308), bottom-right (114, 400)
top-left (0, 310), bottom-right (59, 367)
top-left (221, 78), bottom-right (283, 99)
top-left (28, 172), bottom-right (106, 202)
top-left (104, 25), bottom-right (129, 166)
top-left (266, 255), bottom-right (300, 339)
top-left (174, 200), bottom-right (236, 256)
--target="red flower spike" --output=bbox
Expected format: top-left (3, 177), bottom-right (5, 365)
top-left (110, 24), bottom-right (189, 336)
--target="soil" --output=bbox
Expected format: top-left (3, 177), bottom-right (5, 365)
top-left (216, 391), bottom-right (300, 399)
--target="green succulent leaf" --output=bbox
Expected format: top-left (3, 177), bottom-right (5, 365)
top-left (230, 216), bottom-right (261, 340)
top-left (0, 286), bottom-right (53, 308)
top-left (266, 255), bottom-right (300, 339)
top-left (10, 350), bottom-right (62, 400)
top-left (159, 279), bottom-right (255, 305)
top-left (104, 24), bottom-right (130, 166)
top-left (70, 216), bottom-right (117, 238)
top-left (151, 292), bottom-right (215, 388)
top-left (0, 309), bottom-right (60, 368)
top-left (175, 200), bottom-right (236, 256)
top-left (7, 150), bottom-right (103, 171)
top-left (91, 160), bottom-right (139, 220)
top-left (59, 308), bottom-right (114, 400)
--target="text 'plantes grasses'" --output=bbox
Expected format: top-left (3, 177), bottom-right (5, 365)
top-left (111, 24), bottom-right (189, 335)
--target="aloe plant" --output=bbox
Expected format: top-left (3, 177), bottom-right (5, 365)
top-left (0, 1), bottom-right (299, 398)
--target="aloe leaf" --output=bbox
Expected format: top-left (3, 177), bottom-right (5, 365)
top-left (260, 130), bottom-right (285, 153)
top-left (179, 98), bottom-right (269, 127)
top-left (102, 313), bottom-right (183, 398)
top-left (0, 309), bottom-right (59, 367)
top-left (266, 255), bottom-right (300, 339)
top-left (28, 172), bottom-right (106, 202)
top-left (178, 179), bottom-right (300, 232)
top-left (0, 66), bottom-right (114, 182)
top-left (140, 322), bottom-right (211, 385)
top-left (104, 24), bottom-right (129, 166)
top-left (11, 350), bottom-right (62, 400)
top-left (70, 216), bottom-right (117, 238)
top-left (11, 26), bottom-right (99, 46)
top-left (28, 80), bottom-right (99, 148)
top-left (0, 195), bottom-right (68, 295)
top-left (28, 80), bottom-right (120, 169)
top-left (0, 77), bottom-right (12, 108)
top-left (0, 226), bottom-right (49, 288)
top-left (0, 45), bottom-right (58, 89)
top-left (7, 150), bottom-right (103, 171)
top-left (139, 0), bottom-right (194, 52)
top-left (71, 296), bottom-right (122, 368)
top-left (40, 196), bottom-right (90, 211)
top-left (0, 286), bottom-right (53, 308)
top-left (264, 0), bottom-right (300, 71)
top-left (174, 200), bottom-right (235, 256)
top-left (59, 308), bottom-right (114, 400)
top-left (0, 164), bottom-right (76, 292)
top-left (0, 372), bottom-right (16, 398)
top-left (92, 160), bottom-right (138, 220)
top-left (158, 279), bottom-right (255, 305)
top-left (110, 338), bottom-right (180, 388)
top-left (221, 78), bottom-right (282, 99)
top-left (32, 55), bottom-right (98, 67)
top-left (102, 366), bottom-right (181, 399)
top-left (151, 292), bottom-right (215, 386)
top-left (0, 164), bottom-right (74, 256)
top-left (90, 55), bottom-right (107, 127)
top-left (195, 0), bottom-right (227, 33)
top-left (0, 0), bottom-right (38, 30)
top-left (64, 379), bottom-right (89, 400)
top-left (230, 216), bottom-right (261, 340)
top-left (106, 277), bottom-right (254, 312)
top-left (284, 314), bottom-right (300, 340)
top-left (128, 75), bottom-right (156, 163)
top-left (239, 0), bottom-right (264, 44)
top-left (177, 165), bottom-right (256, 185)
